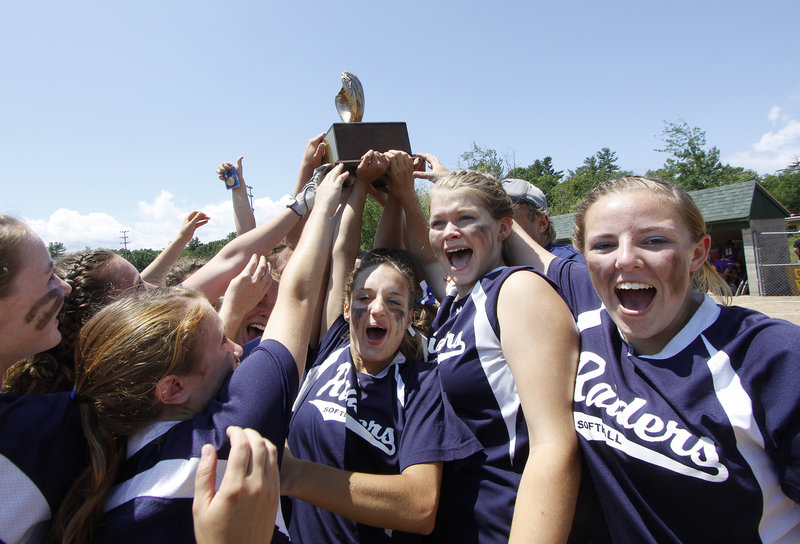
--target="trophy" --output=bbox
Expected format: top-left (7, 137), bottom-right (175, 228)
top-left (321, 72), bottom-right (412, 182)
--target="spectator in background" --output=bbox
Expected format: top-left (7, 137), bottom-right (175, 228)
top-left (793, 237), bottom-right (800, 261)
top-left (502, 178), bottom-right (584, 263)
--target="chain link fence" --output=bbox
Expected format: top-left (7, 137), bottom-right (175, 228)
top-left (753, 231), bottom-right (800, 296)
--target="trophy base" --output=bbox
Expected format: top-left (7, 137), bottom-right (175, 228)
top-left (322, 122), bottom-right (412, 185)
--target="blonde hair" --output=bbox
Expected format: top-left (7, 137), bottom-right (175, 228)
top-left (430, 170), bottom-right (515, 263)
top-left (572, 176), bottom-right (731, 302)
top-left (51, 287), bottom-right (214, 543)
top-left (431, 170), bottom-right (514, 221)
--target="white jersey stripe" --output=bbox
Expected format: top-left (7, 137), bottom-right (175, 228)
top-left (104, 457), bottom-right (226, 512)
top-left (293, 345), bottom-right (349, 412)
top-left (703, 336), bottom-right (800, 544)
top-left (0, 455), bottom-right (50, 544)
top-left (471, 282), bottom-right (520, 464)
top-left (576, 306), bottom-right (604, 332)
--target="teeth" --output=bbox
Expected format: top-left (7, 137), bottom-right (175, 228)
top-left (617, 282), bottom-right (653, 290)
top-left (248, 323), bottom-right (265, 331)
top-left (446, 248), bottom-right (467, 254)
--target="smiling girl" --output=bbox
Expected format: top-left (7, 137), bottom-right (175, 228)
top-left (0, 214), bottom-right (82, 544)
top-left (281, 154), bottom-right (480, 543)
top-left (513, 176), bottom-right (800, 542)
top-left (401, 169), bottom-right (581, 543)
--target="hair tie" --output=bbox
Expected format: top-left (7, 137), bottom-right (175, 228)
top-left (417, 281), bottom-right (436, 306)
top-left (69, 388), bottom-right (91, 404)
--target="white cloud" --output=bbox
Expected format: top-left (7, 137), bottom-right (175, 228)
top-left (769, 106), bottom-right (781, 124)
top-left (725, 113), bottom-right (800, 175)
top-left (25, 191), bottom-right (288, 252)
top-left (26, 208), bottom-right (130, 251)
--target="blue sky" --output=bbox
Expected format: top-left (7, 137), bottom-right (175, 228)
top-left (2, 0), bottom-right (799, 250)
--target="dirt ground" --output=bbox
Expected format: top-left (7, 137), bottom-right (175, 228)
top-left (717, 295), bottom-right (800, 326)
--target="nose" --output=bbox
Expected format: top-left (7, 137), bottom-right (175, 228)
top-left (442, 221), bottom-right (461, 240)
top-left (56, 275), bottom-right (72, 296)
top-left (615, 240), bottom-right (643, 270)
top-left (232, 340), bottom-right (243, 359)
top-left (369, 296), bottom-right (388, 317)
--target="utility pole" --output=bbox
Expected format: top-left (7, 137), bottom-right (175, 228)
top-left (120, 230), bottom-right (130, 250)
top-left (246, 184), bottom-right (254, 212)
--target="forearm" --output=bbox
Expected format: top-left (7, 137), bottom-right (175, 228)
top-left (231, 185), bottom-right (256, 235)
top-left (285, 459), bottom-right (439, 534)
top-left (507, 222), bottom-right (555, 273)
top-left (509, 443), bottom-right (580, 543)
top-left (399, 191), bottom-right (443, 299)
top-left (218, 302), bottom-right (247, 345)
top-left (373, 195), bottom-right (404, 249)
top-left (183, 210), bottom-right (299, 301)
top-left (324, 183), bottom-right (367, 330)
top-left (141, 232), bottom-right (194, 285)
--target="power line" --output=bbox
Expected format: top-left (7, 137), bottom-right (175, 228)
top-left (120, 230), bottom-right (130, 250)
top-left (246, 184), bottom-right (254, 212)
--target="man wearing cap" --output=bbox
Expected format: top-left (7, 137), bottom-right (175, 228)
top-left (502, 178), bottom-right (584, 263)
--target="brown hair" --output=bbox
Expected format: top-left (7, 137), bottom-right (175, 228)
top-left (344, 248), bottom-right (426, 361)
top-left (572, 176), bottom-right (731, 301)
top-left (0, 214), bottom-right (37, 299)
top-left (164, 257), bottom-right (208, 287)
top-left (50, 287), bottom-right (213, 543)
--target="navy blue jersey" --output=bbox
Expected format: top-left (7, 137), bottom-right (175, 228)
top-left (288, 316), bottom-right (481, 544)
top-left (549, 257), bottom-right (800, 543)
top-left (546, 241), bottom-right (584, 263)
top-left (96, 339), bottom-right (298, 544)
top-left (427, 266), bottom-right (557, 543)
top-left (0, 392), bottom-right (87, 544)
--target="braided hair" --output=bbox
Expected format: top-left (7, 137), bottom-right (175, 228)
top-left (3, 249), bottom-right (120, 394)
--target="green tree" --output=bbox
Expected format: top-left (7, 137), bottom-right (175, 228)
top-left (653, 121), bottom-right (727, 190)
top-left (458, 142), bottom-right (506, 178)
top-left (185, 236), bottom-right (202, 252)
top-left (181, 232), bottom-right (237, 260)
top-left (762, 158), bottom-right (800, 213)
top-left (47, 241), bottom-right (66, 259)
top-left (596, 147), bottom-right (621, 173)
top-left (550, 149), bottom-right (629, 215)
top-left (506, 156), bottom-right (564, 203)
top-left (116, 248), bottom-right (160, 272)
top-left (360, 198), bottom-right (383, 250)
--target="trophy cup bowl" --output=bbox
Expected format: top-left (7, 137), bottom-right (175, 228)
top-left (322, 72), bottom-right (413, 187)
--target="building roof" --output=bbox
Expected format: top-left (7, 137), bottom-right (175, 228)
top-left (552, 180), bottom-right (793, 242)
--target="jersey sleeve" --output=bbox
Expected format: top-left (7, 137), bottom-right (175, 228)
top-left (396, 363), bottom-right (482, 471)
top-left (199, 338), bottom-right (300, 453)
top-left (741, 316), bottom-right (800, 503)
top-left (311, 315), bottom-right (350, 369)
top-left (546, 257), bottom-right (601, 318)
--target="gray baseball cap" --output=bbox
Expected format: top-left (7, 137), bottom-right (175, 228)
top-left (502, 178), bottom-right (548, 212)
